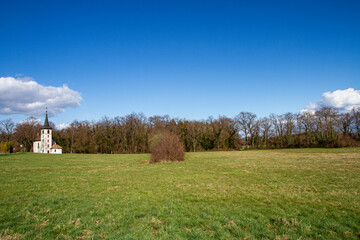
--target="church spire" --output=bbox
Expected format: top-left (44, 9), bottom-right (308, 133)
top-left (43, 110), bottom-right (52, 129)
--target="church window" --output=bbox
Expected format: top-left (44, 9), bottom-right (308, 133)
top-left (48, 130), bottom-right (49, 134)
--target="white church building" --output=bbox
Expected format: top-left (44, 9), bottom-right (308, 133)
top-left (33, 111), bottom-right (63, 154)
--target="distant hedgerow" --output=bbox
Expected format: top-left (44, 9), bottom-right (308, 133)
top-left (149, 132), bottom-right (185, 163)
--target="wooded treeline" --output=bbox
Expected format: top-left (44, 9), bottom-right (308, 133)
top-left (1, 107), bottom-right (360, 153)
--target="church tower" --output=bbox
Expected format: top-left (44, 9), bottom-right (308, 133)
top-left (40, 111), bottom-right (53, 153)
top-left (33, 110), bottom-right (62, 154)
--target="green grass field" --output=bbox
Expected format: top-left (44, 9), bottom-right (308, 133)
top-left (0, 149), bottom-right (359, 239)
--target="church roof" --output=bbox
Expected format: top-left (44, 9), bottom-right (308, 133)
top-left (51, 144), bottom-right (62, 149)
top-left (43, 111), bottom-right (52, 129)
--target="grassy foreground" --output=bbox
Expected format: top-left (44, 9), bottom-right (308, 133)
top-left (0, 149), bottom-right (359, 239)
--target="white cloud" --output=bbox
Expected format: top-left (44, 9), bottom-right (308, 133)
top-left (18, 118), bottom-right (42, 125)
top-left (302, 88), bottom-right (360, 113)
top-left (300, 108), bottom-right (316, 115)
top-left (0, 76), bottom-right (82, 116)
top-left (56, 122), bottom-right (71, 130)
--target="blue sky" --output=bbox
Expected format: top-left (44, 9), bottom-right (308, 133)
top-left (1, 0), bottom-right (360, 126)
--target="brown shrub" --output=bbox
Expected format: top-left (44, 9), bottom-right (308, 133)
top-left (149, 132), bottom-right (185, 163)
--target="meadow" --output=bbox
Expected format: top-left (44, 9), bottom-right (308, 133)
top-left (0, 149), bottom-right (359, 239)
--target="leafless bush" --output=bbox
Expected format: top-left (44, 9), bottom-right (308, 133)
top-left (149, 132), bottom-right (185, 163)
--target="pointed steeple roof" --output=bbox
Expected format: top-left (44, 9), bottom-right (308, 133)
top-left (43, 110), bottom-right (52, 129)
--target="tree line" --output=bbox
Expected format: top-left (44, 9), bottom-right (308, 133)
top-left (1, 107), bottom-right (360, 154)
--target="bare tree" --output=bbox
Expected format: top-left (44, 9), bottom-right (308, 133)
top-left (14, 117), bottom-right (41, 152)
top-left (121, 113), bottom-right (148, 153)
top-left (0, 118), bottom-right (15, 141)
top-left (270, 113), bottom-right (285, 148)
top-left (259, 117), bottom-right (272, 148)
top-left (188, 121), bottom-right (202, 152)
top-left (339, 113), bottom-right (354, 136)
top-left (284, 112), bottom-right (296, 147)
top-left (219, 117), bottom-right (239, 150)
top-left (315, 107), bottom-right (340, 147)
top-left (352, 107), bottom-right (360, 140)
top-left (149, 115), bottom-right (170, 130)
top-left (235, 112), bottom-right (257, 147)
top-left (199, 117), bottom-right (223, 150)
top-left (298, 111), bottom-right (317, 147)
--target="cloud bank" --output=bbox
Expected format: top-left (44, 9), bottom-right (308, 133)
top-left (56, 122), bottom-right (71, 130)
top-left (303, 88), bottom-right (360, 113)
top-left (0, 76), bottom-right (82, 116)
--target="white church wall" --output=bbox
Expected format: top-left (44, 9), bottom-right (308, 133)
top-left (50, 148), bottom-right (62, 154)
top-left (33, 141), bottom-right (41, 153)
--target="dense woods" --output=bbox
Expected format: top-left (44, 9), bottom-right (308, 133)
top-left (1, 107), bottom-right (360, 153)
